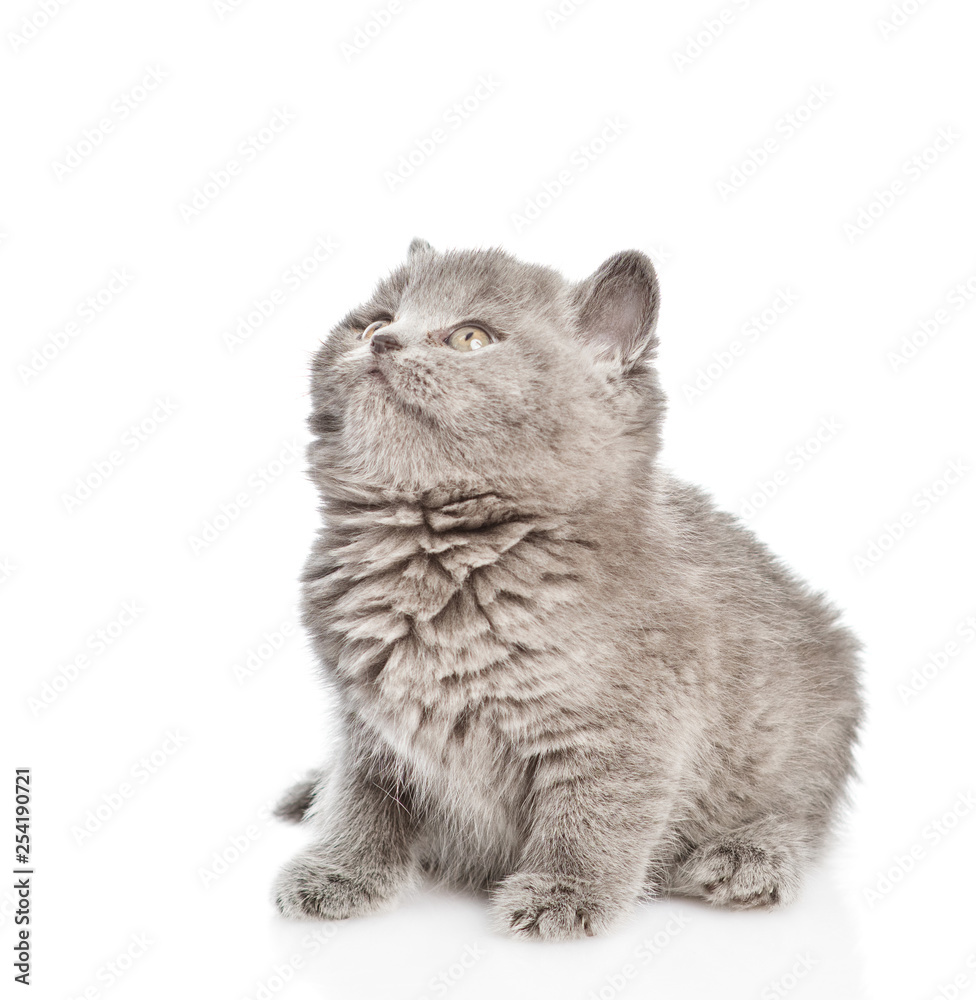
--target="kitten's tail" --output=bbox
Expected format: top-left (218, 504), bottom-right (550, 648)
top-left (273, 767), bottom-right (328, 823)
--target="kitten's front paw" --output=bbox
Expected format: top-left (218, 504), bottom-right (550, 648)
top-left (273, 849), bottom-right (404, 921)
top-left (489, 872), bottom-right (626, 941)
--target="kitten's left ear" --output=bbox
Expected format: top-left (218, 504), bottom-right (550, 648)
top-left (408, 237), bottom-right (434, 256)
top-left (573, 250), bottom-right (660, 368)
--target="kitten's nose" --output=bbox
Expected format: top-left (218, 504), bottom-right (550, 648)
top-left (370, 332), bottom-right (403, 354)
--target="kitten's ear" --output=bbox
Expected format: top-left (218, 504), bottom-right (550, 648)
top-left (573, 250), bottom-right (660, 368)
top-left (408, 237), bottom-right (434, 256)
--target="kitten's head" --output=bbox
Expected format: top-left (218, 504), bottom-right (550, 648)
top-left (309, 240), bottom-right (665, 506)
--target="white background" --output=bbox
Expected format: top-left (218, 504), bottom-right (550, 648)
top-left (3, 0), bottom-right (975, 997)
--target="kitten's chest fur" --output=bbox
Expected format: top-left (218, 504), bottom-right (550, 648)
top-left (303, 492), bottom-right (592, 830)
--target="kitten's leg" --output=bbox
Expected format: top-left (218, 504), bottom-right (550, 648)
top-left (490, 747), bottom-right (672, 941)
top-left (273, 735), bottom-right (418, 921)
top-left (666, 814), bottom-right (811, 909)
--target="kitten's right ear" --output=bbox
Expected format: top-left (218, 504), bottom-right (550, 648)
top-left (573, 250), bottom-right (660, 369)
top-left (408, 237), bottom-right (434, 256)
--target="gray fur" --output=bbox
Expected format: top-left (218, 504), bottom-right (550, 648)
top-left (272, 242), bottom-right (863, 939)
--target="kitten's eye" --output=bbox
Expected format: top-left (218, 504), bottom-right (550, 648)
top-left (361, 319), bottom-right (390, 340)
top-left (447, 325), bottom-right (492, 352)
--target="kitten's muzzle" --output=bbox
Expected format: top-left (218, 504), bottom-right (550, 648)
top-left (370, 332), bottom-right (403, 354)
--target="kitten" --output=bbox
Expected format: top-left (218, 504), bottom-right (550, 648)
top-left (272, 240), bottom-right (863, 940)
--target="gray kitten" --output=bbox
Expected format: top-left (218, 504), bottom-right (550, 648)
top-left (272, 240), bottom-right (862, 940)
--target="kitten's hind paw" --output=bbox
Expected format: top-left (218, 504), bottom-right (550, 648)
top-left (273, 850), bottom-right (404, 921)
top-left (273, 767), bottom-right (328, 824)
top-left (489, 872), bottom-right (626, 941)
top-left (673, 839), bottom-right (801, 910)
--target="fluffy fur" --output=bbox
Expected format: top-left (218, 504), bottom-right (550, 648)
top-left (272, 241), bottom-right (863, 940)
